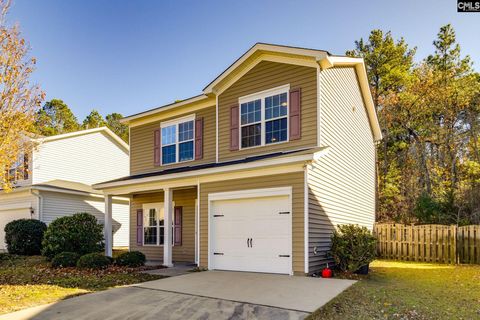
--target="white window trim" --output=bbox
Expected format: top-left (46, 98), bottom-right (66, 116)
top-left (160, 114), bottom-right (196, 165)
top-left (142, 202), bottom-right (176, 246)
top-left (238, 84), bottom-right (290, 150)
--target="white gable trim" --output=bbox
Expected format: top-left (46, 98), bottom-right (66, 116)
top-left (33, 127), bottom-right (129, 152)
top-left (203, 43), bottom-right (328, 94)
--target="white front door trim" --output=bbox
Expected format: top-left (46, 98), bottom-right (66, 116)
top-left (207, 186), bottom-right (293, 275)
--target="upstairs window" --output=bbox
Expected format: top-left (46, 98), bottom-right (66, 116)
top-left (8, 153), bottom-right (28, 182)
top-left (161, 115), bottom-right (195, 165)
top-left (240, 99), bottom-right (261, 148)
top-left (239, 85), bottom-right (289, 149)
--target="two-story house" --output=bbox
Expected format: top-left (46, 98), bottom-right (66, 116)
top-left (0, 127), bottom-right (130, 250)
top-left (94, 44), bottom-right (382, 276)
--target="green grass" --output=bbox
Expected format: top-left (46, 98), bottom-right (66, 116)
top-left (309, 260), bottom-right (480, 320)
top-left (0, 254), bottom-right (163, 315)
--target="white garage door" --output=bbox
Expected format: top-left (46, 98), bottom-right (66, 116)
top-left (210, 194), bottom-right (292, 274)
top-left (0, 208), bottom-right (32, 250)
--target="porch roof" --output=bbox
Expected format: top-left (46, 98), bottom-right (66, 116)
top-left (93, 147), bottom-right (328, 190)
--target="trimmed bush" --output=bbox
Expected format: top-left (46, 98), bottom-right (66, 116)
top-left (77, 253), bottom-right (111, 269)
top-left (51, 252), bottom-right (80, 268)
top-left (5, 219), bottom-right (47, 255)
top-left (115, 251), bottom-right (146, 267)
top-left (42, 213), bottom-right (104, 259)
top-left (330, 224), bottom-right (376, 273)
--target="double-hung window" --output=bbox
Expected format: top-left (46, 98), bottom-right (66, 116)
top-left (143, 204), bottom-right (164, 245)
top-left (8, 152), bottom-right (28, 182)
top-left (239, 85), bottom-right (289, 149)
top-left (161, 115), bottom-right (195, 165)
top-left (143, 203), bottom-right (179, 246)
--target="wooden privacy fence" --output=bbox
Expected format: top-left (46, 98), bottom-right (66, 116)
top-left (374, 224), bottom-right (480, 264)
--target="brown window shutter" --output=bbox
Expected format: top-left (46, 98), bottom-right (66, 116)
top-left (174, 206), bottom-right (182, 246)
top-left (136, 209), bottom-right (143, 246)
top-left (289, 88), bottom-right (302, 140)
top-left (195, 117), bottom-right (204, 160)
top-left (153, 129), bottom-right (161, 166)
top-left (23, 153), bottom-right (29, 180)
top-left (230, 105), bottom-right (239, 151)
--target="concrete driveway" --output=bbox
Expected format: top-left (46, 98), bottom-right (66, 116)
top-left (2, 271), bottom-right (355, 320)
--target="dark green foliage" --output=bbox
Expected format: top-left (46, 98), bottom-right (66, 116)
top-left (35, 99), bottom-right (80, 136)
top-left (51, 252), bottom-right (80, 268)
top-left (413, 193), bottom-right (464, 225)
top-left (82, 109), bottom-right (106, 129)
top-left (5, 219), bottom-right (47, 255)
top-left (41, 213), bottom-right (104, 259)
top-left (115, 251), bottom-right (146, 267)
top-left (330, 224), bottom-right (376, 272)
top-left (77, 253), bottom-right (111, 269)
top-left (106, 112), bottom-right (129, 142)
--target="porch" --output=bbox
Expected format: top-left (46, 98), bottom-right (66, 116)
top-left (104, 186), bottom-right (199, 268)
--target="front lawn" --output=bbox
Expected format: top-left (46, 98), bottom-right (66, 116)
top-left (0, 254), bottom-right (163, 315)
top-left (309, 260), bottom-right (480, 320)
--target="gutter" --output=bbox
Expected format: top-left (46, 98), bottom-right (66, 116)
top-left (30, 189), bottom-right (43, 221)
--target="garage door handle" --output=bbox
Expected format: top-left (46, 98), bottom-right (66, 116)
top-left (213, 252), bottom-right (224, 255)
top-left (278, 255), bottom-right (290, 258)
top-left (278, 211), bottom-right (290, 215)
top-left (213, 214), bottom-right (224, 217)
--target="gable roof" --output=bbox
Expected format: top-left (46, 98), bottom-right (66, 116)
top-left (120, 43), bottom-right (382, 141)
top-left (33, 127), bottom-right (129, 152)
top-left (202, 43), bottom-right (330, 94)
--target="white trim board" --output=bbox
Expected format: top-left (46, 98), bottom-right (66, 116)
top-left (208, 186), bottom-right (292, 201)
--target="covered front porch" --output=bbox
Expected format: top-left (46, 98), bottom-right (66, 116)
top-left (104, 185), bottom-right (198, 267)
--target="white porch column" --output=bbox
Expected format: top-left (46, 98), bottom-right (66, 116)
top-left (104, 194), bottom-right (113, 257)
top-left (163, 188), bottom-right (173, 267)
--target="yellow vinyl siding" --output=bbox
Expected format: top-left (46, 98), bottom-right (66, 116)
top-left (199, 172), bottom-right (305, 275)
top-left (129, 188), bottom-right (196, 262)
top-left (307, 67), bottom-right (376, 273)
top-left (218, 61), bottom-right (317, 161)
top-left (130, 106), bottom-right (216, 175)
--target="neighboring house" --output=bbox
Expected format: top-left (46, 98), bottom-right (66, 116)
top-left (0, 127), bottom-right (130, 250)
top-left (94, 43), bottom-right (382, 276)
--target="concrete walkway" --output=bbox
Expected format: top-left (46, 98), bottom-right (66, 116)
top-left (142, 263), bottom-right (196, 277)
top-left (0, 271), bottom-right (355, 320)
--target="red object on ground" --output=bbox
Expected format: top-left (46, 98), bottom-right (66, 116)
top-left (322, 265), bottom-right (332, 278)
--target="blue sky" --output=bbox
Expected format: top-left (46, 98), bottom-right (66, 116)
top-left (8, 0), bottom-right (480, 120)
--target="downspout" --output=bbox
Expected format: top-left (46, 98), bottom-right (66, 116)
top-left (30, 189), bottom-right (43, 221)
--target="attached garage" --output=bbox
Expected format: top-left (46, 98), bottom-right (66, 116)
top-left (209, 187), bottom-right (292, 275)
top-left (0, 193), bottom-right (36, 251)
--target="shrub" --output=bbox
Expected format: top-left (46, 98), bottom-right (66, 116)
top-left (51, 252), bottom-right (80, 268)
top-left (77, 253), bottom-right (111, 269)
top-left (5, 219), bottom-right (47, 255)
top-left (42, 213), bottom-right (104, 259)
top-left (115, 251), bottom-right (146, 267)
top-left (330, 224), bottom-right (376, 273)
